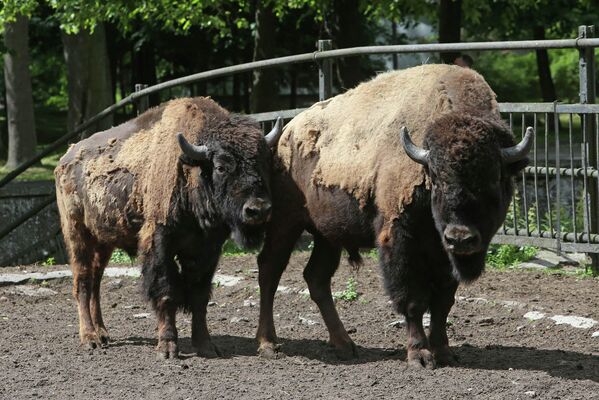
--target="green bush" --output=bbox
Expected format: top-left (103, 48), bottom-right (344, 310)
top-left (486, 244), bottom-right (537, 269)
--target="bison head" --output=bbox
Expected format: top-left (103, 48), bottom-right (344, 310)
top-left (177, 117), bottom-right (284, 249)
top-left (401, 115), bottom-right (532, 282)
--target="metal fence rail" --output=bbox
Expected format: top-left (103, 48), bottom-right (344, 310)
top-left (1, 26), bottom-right (599, 267)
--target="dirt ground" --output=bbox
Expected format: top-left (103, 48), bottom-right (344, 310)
top-left (0, 252), bottom-right (598, 400)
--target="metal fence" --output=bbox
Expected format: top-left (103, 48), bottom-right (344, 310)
top-left (1, 26), bottom-right (599, 266)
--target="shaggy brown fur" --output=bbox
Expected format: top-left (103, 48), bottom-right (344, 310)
top-left (278, 64), bottom-right (499, 216)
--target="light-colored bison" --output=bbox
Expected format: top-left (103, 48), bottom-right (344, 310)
top-left (55, 97), bottom-right (282, 359)
top-left (256, 64), bottom-right (532, 368)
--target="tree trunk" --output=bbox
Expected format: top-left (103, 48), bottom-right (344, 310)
top-left (3, 15), bottom-right (37, 169)
top-left (62, 23), bottom-right (113, 138)
top-left (333, 0), bottom-right (369, 89)
top-left (132, 41), bottom-right (159, 106)
top-left (289, 67), bottom-right (297, 109)
top-left (533, 26), bottom-right (557, 102)
top-left (250, 1), bottom-right (279, 113)
top-left (438, 0), bottom-right (462, 64)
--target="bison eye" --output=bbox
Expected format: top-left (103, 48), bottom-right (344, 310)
top-left (215, 165), bottom-right (227, 175)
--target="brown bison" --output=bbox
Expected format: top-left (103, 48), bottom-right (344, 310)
top-left (256, 64), bottom-right (532, 368)
top-left (55, 97), bottom-right (283, 359)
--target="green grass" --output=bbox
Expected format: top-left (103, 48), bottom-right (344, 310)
top-left (486, 244), bottom-right (538, 269)
top-left (0, 144), bottom-right (66, 182)
top-left (109, 249), bottom-right (134, 264)
top-left (333, 277), bottom-right (359, 302)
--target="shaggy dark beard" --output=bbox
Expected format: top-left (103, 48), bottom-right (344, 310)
top-left (231, 223), bottom-right (266, 250)
top-left (447, 250), bottom-right (487, 283)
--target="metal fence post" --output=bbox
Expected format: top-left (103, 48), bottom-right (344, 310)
top-left (318, 40), bottom-right (332, 101)
top-left (578, 25), bottom-right (598, 273)
top-left (135, 83), bottom-right (149, 115)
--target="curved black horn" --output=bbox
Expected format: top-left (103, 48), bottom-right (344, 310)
top-left (177, 133), bottom-right (209, 161)
top-left (501, 127), bottom-right (534, 164)
top-left (401, 126), bottom-right (429, 165)
top-left (265, 117), bottom-right (284, 147)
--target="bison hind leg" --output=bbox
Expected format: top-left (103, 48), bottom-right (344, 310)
top-left (65, 226), bottom-right (112, 349)
top-left (303, 235), bottom-right (357, 360)
top-left (90, 244), bottom-right (114, 346)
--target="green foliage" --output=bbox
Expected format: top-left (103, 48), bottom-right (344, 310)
top-left (0, 143), bottom-right (64, 181)
top-left (486, 244), bottom-right (537, 269)
top-left (222, 240), bottom-right (253, 256)
top-left (109, 249), bottom-right (134, 264)
top-left (0, 0), bottom-right (39, 25)
top-left (333, 277), bottom-right (359, 302)
top-left (42, 256), bottom-right (56, 266)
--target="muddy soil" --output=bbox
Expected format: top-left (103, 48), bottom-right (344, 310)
top-left (0, 253), bottom-right (598, 399)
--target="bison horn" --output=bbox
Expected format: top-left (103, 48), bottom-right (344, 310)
top-left (501, 127), bottom-right (534, 164)
top-left (401, 126), bottom-right (429, 165)
top-left (265, 117), bottom-right (284, 147)
top-left (177, 133), bottom-right (209, 161)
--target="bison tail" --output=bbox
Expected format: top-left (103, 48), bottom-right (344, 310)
top-left (347, 248), bottom-right (363, 271)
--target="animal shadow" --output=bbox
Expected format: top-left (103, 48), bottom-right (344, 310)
top-left (455, 344), bottom-right (599, 383)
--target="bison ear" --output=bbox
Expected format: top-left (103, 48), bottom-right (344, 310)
top-left (265, 117), bottom-right (284, 148)
top-left (177, 133), bottom-right (210, 163)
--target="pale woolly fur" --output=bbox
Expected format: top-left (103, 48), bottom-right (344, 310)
top-left (277, 64), bottom-right (500, 225)
top-left (57, 98), bottom-right (221, 248)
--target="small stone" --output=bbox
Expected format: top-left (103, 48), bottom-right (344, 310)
top-left (133, 313), bottom-right (151, 319)
top-left (387, 319), bottom-right (405, 328)
top-left (592, 331), bottom-right (599, 338)
top-left (0, 296), bottom-right (8, 302)
top-left (524, 311), bottom-right (545, 321)
top-left (230, 316), bottom-right (250, 323)
top-left (347, 327), bottom-right (357, 334)
top-left (299, 316), bottom-right (319, 326)
top-left (516, 325), bottom-right (525, 332)
top-left (525, 390), bottom-right (536, 398)
top-left (106, 279), bottom-right (123, 291)
top-left (243, 299), bottom-right (256, 307)
top-left (207, 301), bottom-right (217, 307)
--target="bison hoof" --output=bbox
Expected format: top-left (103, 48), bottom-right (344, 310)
top-left (96, 328), bottom-right (110, 347)
top-left (432, 345), bottom-right (458, 367)
top-left (407, 348), bottom-right (436, 370)
top-left (80, 332), bottom-right (101, 350)
top-left (156, 339), bottom-right (179, 360)
top-left (330, 340), bottom-right (358, 361)
top-left (194, 340), bottom-right (221, 358)
top-left (258, 342), bottom-right (282, 360)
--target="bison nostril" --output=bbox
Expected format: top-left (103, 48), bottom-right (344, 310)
top-left (443, 225), bottom-right (480, 251)
top-left (243, 199), bottom-right (272, 222)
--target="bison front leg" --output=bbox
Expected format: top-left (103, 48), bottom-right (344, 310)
top-left (179, 255), bottom-right (221, 358)
top-left (428, 280), bottom-right (459, 366)
top-left (141, 227), bottom-right (181, 360)
top-left (379, 223), bottom-right (435, 369)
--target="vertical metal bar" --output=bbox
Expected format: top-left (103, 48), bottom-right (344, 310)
top-left (579, 25), bottom-right (598, 272)
top-left (135, 83), bottom-right (149, 115)
top-left (544, 112), bottom-right (553, 236)
top-left (568, 113), bottom-right (577, 242)
top-left (554, 102), bottom-right (561, 254)
top-left (521, 114), bottom-right (529, 235)
top-left (318, 40), bottom-right (333, 101)
top-left (510, 113), bottom-right (518, 232)
top-left (533, 113), bottom-right (540, 235)
top-left (582, 140), bottom-right (592, 242)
